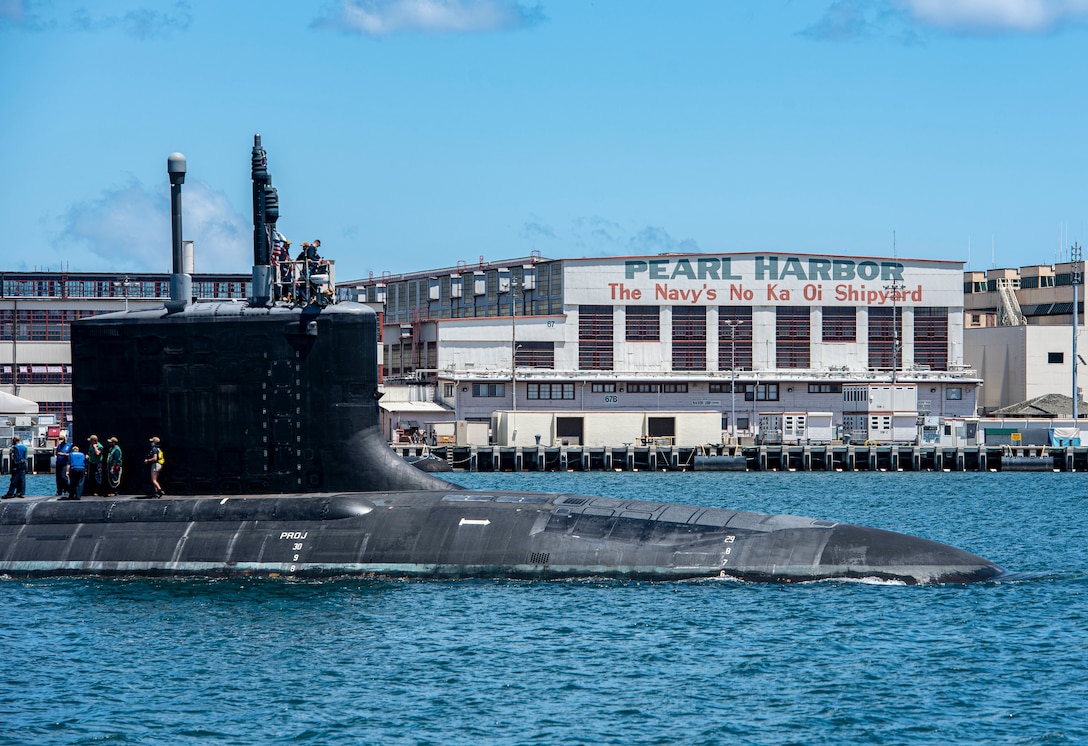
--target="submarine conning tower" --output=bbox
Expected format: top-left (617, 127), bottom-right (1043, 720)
top-left (70, 138), bottom-right (453, 496)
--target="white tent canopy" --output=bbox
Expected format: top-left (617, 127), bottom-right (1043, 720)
top-left (0, 392), bottom-right (39, 415)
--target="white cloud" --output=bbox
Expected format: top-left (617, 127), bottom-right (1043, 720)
top-left (565, 217), bottom-right (700, 256)
top-left (317, 0), bottom-right (544, 37)
top-left (627, 226), bottom-right (701, 255)
top-left (800, 0), bottom-right (883, 41)
top-left (57, 179), bottom-right (250, 273)
top-left (899, 0), bottom-right (1088, 33)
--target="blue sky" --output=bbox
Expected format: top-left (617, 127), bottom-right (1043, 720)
top-left (2, 0), bottom-right (1087, 281)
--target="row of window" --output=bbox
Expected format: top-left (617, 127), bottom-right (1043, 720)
top-left (0, 365), bottom-right (73, 385)
top-left (387, 304), bottom-right (949, 379)
top-left (1, 276), bottom-right (251, 299)
top-left (374, 264), bottom-right (565, 324)
top-left (0, 309), bottom-right (102, 341)
top-left (466, 379), bottom-right (965, 402)
top-left (576, 305), bottom-right (949, 372)
top-left (526, 383), bottom-right (575, 400)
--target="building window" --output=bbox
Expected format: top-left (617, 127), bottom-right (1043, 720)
top-left (661, 383), bottom-right (689, 393)
top-left (0, 309), bottom-right (102, 342)
top-left (737, 416), bottom-right (750, 430)
top-left (515, 341), bottom-right (554, 369)
top-left (626, 306), bottom-right (659, 341)
top-left (672, 306), bottom-right (706, 371)
top-left (627, 383), bottom-right (661, 393)
top-left (808, 383), bottom-right (843, 393)
top-left (709, 383), bottom-right (735, 393)
top-left (868, 307), bottom-right (902, 370)
top-left (591, 383), bottom-right (617, 393)
top-left (579, 305), bottom-right (613, 370)
top-left (1049, 352), bottom-right (1065, 364)
top-left (38, 401), bottom-right (73, 423)
top-left (946, 388), bottom-right (963, 400)
top-left (472, 383), bottom-right (505, 397)
top-left (776, 307), bottom-right (810, 369)
top-left (443, 384), bottom-right (454, 398)
top-left (914, 307), bottom-right (949, 370)
top-left (1, 364), bottom-right (73, 385)
top-left (526, 383), bottom-right (575, 400)
top-left (718, 306), bottom-right (753, 370)
top-left (822, 307), bottom-right (856, 342)
top-left (744, 383), bottom-right (779, 401)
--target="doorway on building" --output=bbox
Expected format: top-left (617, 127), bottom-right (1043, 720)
top-left (556, 416), bottom-right (583, 446)
top-left (646, 416), bottom-right (676, 446)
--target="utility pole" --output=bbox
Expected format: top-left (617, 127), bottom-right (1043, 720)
top-left (885, 232), bottom-right (905, 382)
top-left (509, 276), bottom-right (520, 412)
top-left (723, 319), bottom-right (744, 445)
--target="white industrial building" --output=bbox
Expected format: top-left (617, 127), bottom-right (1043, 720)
top-left (5, 255), bottom-right (1084, 448)
top-left (963, 262), bottom-right (1086, 414)
top-left (345, 251), bottom-right (981, 446)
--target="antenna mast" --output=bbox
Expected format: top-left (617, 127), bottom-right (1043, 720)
top-left (885, 231), bottom-right (904, 383)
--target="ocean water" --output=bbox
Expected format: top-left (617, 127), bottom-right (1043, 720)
top-left (2, 471), bottom-right (1086, 745)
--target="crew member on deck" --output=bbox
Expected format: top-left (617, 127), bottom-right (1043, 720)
top-left (61, 445), bottom-right (86, 501)
top-left (54, 435), bottom-right (72, 496)
top-left (2, 435), bottom-right (28, 498)
top-left (271, 231), bottom-right (292, 301)
top-left (144, 437), bottom-right (165, 498)
top-left (87, 434), bottom-right (105, 497)
top-left (106, 437), bottom-right (123, 496)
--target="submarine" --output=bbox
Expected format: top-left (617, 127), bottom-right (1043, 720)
top-left (0, 137), bottom-right (1004, 584)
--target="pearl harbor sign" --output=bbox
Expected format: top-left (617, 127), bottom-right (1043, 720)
top-left (563, 253), bottom-right (963, 308)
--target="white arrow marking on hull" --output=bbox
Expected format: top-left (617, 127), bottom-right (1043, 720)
top-left (459, 518), bottom-right (491, 526)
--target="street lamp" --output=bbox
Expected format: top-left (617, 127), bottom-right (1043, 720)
top-left (722, 319), bottom-right (745, 445)
top-left (114, 275), bottom-right (133, 312)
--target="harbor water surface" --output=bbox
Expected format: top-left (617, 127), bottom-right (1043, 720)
top-left (2, 471), bottom-right (1086, 745)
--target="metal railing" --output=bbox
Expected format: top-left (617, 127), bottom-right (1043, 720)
top-left (272, 259), bottom-right (336, 306)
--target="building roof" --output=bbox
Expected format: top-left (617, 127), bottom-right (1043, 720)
top-left (991, 393), bottom-right (1088, 417)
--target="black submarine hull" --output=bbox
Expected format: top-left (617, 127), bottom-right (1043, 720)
top-left (0, 491), bottom-right (1000, 583)
top-left (0, 293), bottom-right (1000, 585)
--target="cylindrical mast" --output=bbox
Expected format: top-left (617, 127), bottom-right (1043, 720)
top-left (166, 152), bottom-right (190, 311)
top-left (250, 134), bottom-right (277, 307)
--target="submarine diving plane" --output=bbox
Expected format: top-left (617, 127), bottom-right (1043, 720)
top-left (0, 137), bottom-right (1004, 584)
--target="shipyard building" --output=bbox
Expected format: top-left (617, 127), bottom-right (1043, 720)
top-left (963, 261), bottom-right (1088, 414)
top-left (344, 252), bottom-right (979, 446)
top-left (6, 254), bottom-right (1084, 449)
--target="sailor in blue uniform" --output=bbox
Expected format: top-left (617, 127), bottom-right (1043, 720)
top-left (2, 435), bottom-right (28, 498)
top-left (55, 435), bottom-right (72, 496)
top-left (61, 446), bottom-right (87, 501)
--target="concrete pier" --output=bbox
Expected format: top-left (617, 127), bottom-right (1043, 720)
top-left (392, 444), bottom-right (1086, 473)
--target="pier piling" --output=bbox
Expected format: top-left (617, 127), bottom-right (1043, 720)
top-left (391, 444), bottom-right (1076, 474)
